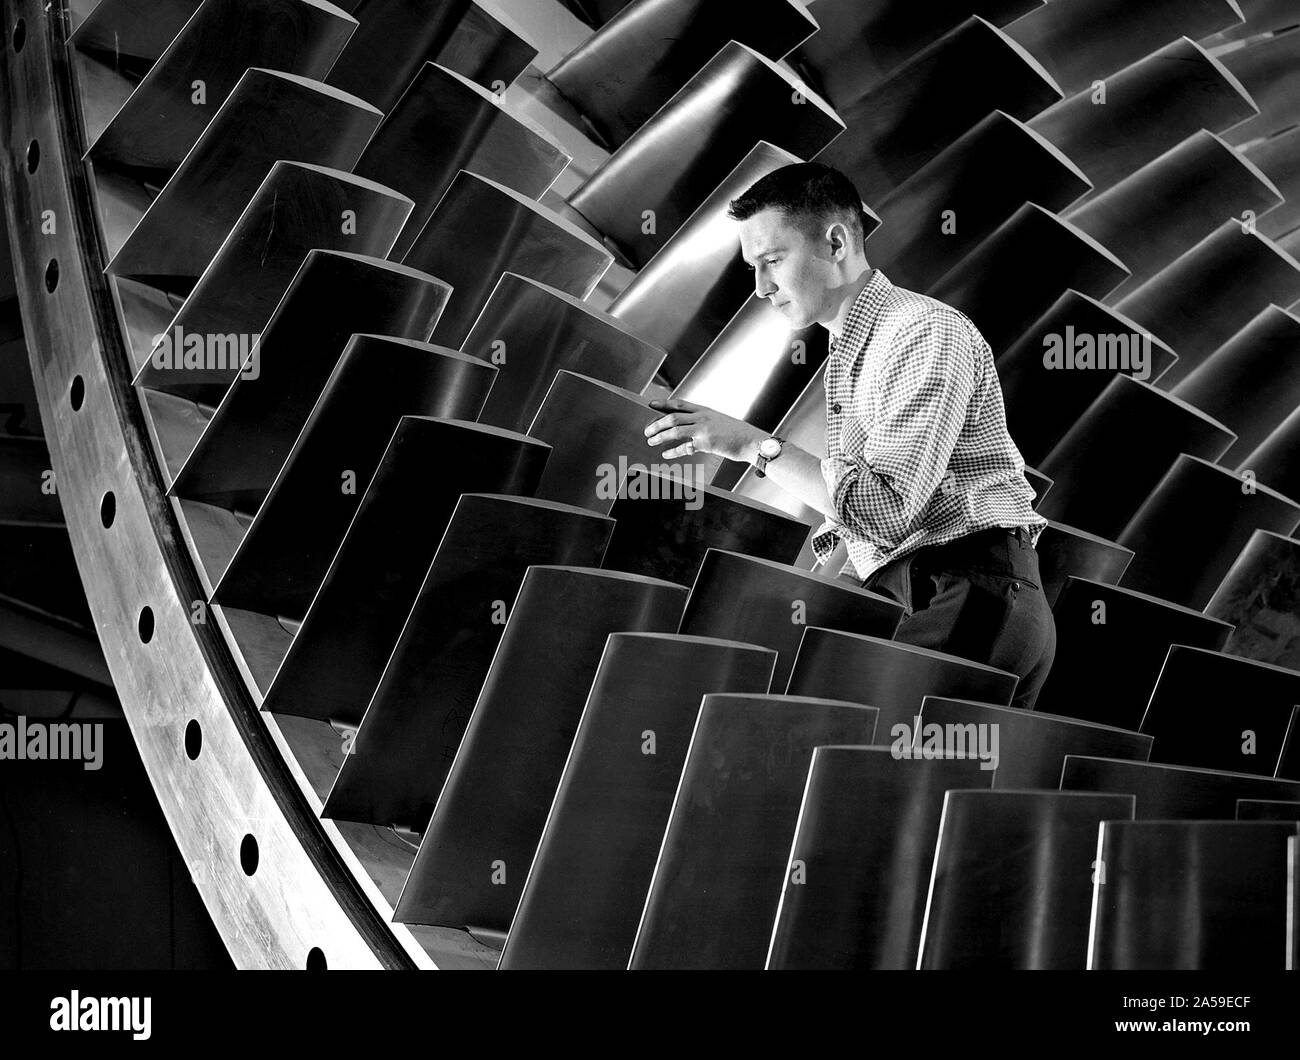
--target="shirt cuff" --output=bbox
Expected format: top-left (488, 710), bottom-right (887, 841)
top-left (820, 453), bottom-right (859, 520)
top-left (811, 524), bottom-right (839, 563)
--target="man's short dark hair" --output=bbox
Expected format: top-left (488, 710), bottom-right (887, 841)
top-left (727, 162), bottom-right (870, 247)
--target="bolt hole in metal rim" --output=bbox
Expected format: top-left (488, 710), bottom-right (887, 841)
top-left (240, 835), bottom-right (259, 877)
top-left (185, 719), bottom-right (202, 760)
top-left (99, 490), bottom-right (115, 528)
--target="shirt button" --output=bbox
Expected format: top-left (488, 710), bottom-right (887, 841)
top-left (832, 402), bottom-right (842, 414)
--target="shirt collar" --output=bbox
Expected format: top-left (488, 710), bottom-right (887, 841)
top-left (828, 268), bottom-right (893, 364)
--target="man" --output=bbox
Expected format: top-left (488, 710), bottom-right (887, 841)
top-left (643, 162), bottom-right (1055, 709)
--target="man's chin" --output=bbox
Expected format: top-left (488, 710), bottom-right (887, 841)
top-left (781, 306), bottom-right (808, 328)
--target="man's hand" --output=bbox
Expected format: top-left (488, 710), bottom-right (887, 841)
top-left (644, 398), bottom-right (765, 463)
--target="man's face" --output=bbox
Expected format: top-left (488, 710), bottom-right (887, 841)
top-left (738, 207), bottom-right (840, 329)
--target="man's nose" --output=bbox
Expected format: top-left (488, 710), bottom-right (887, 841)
top-left (755, 273), bottom-right (777, 299)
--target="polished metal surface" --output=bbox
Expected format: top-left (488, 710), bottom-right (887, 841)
top-left (1174, 307), bottom-right (1300, 466)
top-left (327, 0), bottom-right (536, 113)
top-left (929, 203), bottom-right (1129, 354)
top-left (997, 292), bottom-right (1176, 466)
top-left (918, 790), bottom-right (1135, 968)
top-left (1289, 834), bottom-right (1298, 969)
top-left (785, 629), bottom-right (1019, 732)
top-left (213, 338), bottom-right (495, 618)
top-left (67, 0), bottom-right (190, 146)
top-left (22, 0), bottom-right (1300, 977)
top-left (69, 0), bottom-right (199, 71)
top-left (354, 61), bottom-right (570, 262)
top-left (1206, 530), bottom-right (1300, 671)
top-left (863, 111), bottom-right (1090, 293)
top-left (1202, 0), bottom-right (1300, 44)
top-left (526, 371), bottom-right (719, 513)
top-left (1061, 755), bottom-right (1300, 817)
top-left (700, 345), bottom-right (827, 531)
top-left (548, 0), bottom-right (816, 150)
top-left (919, 696), bottom-right (1151, 789)
top-left (1119, 220), bottom-right (1300, 388)
top-left (170, 252), bottom-right (451, 504)
top-left (1089, 820), bottom-right (1300, 969)
top-left (1220, 26), bottom-right (1300, 145)
top-left (1034, 520), bottom-right (1133, 608)
top-left (258, 417), bottom-right (549, 720)
top-left (1037, 578), bottom-right (1234, 729)
top-left (607, 141), bottom-right (810, 383)
top-left (1119, 454), bottom-right (1300, 609)
top-left (1238, 402), bottom-right (1300, 502)
top-left (323, 496), bottom-right (614, 828)
top-left (567, 41), bottom-right (844, 269)
top-left (601, 467), bottom-right (811, 586)
top-left (1237, 798), bottom-right (1300, 820)
top-left (86, 0), bottom-right (355, 173)
top-left (1065, 130), bottom-right (1282, 303)
top-left (678, 549), bottom-right (903, 694)
top-left (1245, 124), bottom-right (1300, 240)
top-left (672, 295), bottom-right (830, 453)
top-left (1141, 645), bottom-right (1300, 776)
top-left (791, 0), bottom-right (1042, 111)
top-left (658, 309), bottom-right (798, 450)
top-left (557, 0), bottom-right (635, 27)
top-left (130, 162), bottom-right (413, 393)
top-left (1005, 0), bottom-right (1242, 95)
top-left (0, 0), bottom-right (419, 967)
top-left (104, 69), bottom-right (381, 282)
top-left (395, 566), bottom-right (688, 930)
top-left (499, 633), bottom-right (777, 969)
top-left (1038, 375), bottom-right (1235, 540)
top-left (401, 171), bottom-right (613, 347)
top-left (629, 693), bottom-right (880, 969)
top-left (766, 746), bottom-right (993, 969)
top-left (1028, 38), bottom-right (1258, 200)
top-left (816, 17), bottom-right (1062, 204)
top-left (460, 273), bottom-right (664, 434)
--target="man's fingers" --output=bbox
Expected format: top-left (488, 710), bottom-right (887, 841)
top-left (646, 424), bottom-right (696, 448)
top-left (644, 412), bottom-right (695, 438)
top-left (648, 397), bottom-right (700, 414)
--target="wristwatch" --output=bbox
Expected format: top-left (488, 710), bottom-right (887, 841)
top-left (754, 435), bottom-right (785, 478)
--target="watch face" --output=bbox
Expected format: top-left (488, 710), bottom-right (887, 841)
top-left (759, 438), bottom-right (782, 459)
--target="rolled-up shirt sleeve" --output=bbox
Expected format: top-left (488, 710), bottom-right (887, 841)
top-left (817, 312), bottom-right (978, 553)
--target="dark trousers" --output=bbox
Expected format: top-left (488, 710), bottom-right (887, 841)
top-left (863, 527), bottom-right (1057, 711)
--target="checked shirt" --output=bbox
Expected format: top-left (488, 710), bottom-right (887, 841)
top-left (811, 269), bottom-right (1045, 580)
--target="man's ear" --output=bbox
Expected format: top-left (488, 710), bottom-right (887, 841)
top-left (825, 220), bottom-right (848, 261)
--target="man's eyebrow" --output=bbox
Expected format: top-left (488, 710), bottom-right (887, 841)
top-left (740, 245), bottom-right (783, 265)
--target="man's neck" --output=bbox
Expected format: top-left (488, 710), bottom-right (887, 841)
top-left (824, 266), bottom-right (876, 343)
